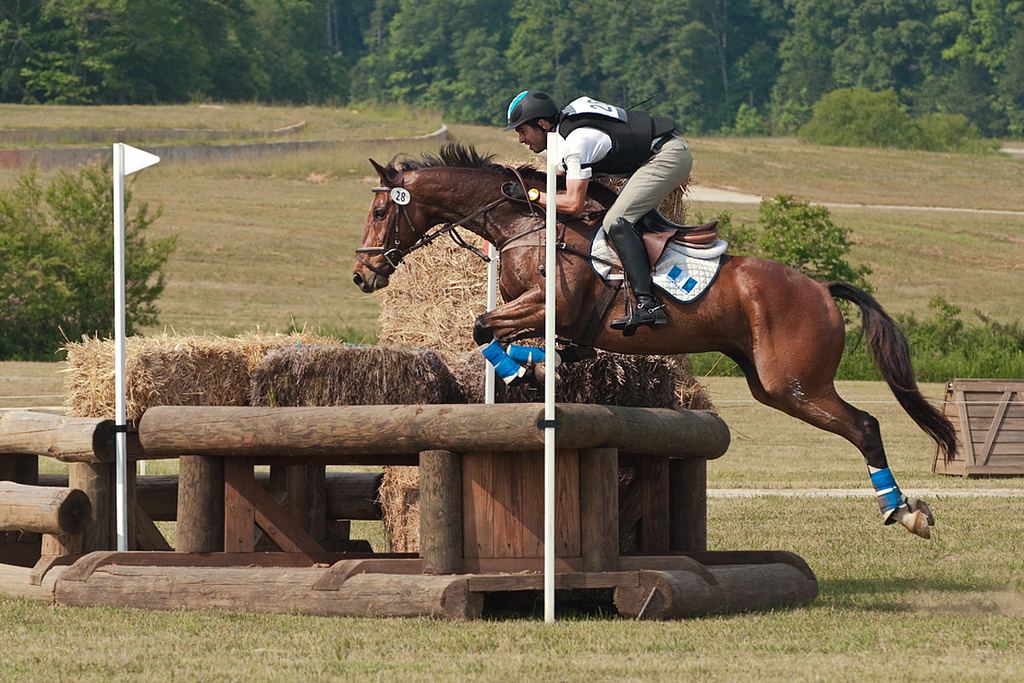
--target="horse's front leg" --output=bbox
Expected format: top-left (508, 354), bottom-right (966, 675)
top-left (472, 288), bottom-right (552, 385)
top-left (472, 287), bottom-right (547, 346)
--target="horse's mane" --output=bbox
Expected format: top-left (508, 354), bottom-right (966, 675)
top-left (392, 143), bottom-right (514, 177)
top-left (387, 142), bottom-right (616, 206)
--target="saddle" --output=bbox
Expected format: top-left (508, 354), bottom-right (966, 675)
top-left (635, 210), bottom-right (720, 266)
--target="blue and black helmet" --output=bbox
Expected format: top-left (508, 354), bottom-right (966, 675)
top-left (504, 90), bottom-right (559, 131)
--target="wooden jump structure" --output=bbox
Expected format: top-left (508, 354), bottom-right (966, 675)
top-left (934, 379), bottom-right (1024, 477)
top-left (1, 403), bottom-right (817, 619)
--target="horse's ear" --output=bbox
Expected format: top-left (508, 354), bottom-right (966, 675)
top-left (370, 158), bottom-right (394, 185)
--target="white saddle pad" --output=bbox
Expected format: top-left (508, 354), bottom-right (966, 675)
top-left (591, 231), bottom-right (728, 303)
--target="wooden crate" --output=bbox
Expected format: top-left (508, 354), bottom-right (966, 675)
top-left (934, 379), bottom-right (1024, 477)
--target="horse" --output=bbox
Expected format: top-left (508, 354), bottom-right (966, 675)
top-left (352, 143), bottom-right (958, 539)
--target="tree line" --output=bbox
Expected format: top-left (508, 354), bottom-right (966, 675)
top-left (2, 0), bottom-right (1023, 139)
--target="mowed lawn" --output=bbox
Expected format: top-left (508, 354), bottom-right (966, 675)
top-left (1, 106), bottom-right (1023, 680)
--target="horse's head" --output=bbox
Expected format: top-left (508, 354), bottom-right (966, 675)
top-left (352, 158), bottom-right (425, 293)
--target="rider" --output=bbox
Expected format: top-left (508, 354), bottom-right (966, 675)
top-left (504, 90), bottom-right (693, 334)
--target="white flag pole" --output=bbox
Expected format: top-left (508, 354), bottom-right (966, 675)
top-left (485, 241), bottom-right (498, 405)
top-left (113, 143), bottom-right (160, 551)
top-left (544, 132), bottom-right (558, 622)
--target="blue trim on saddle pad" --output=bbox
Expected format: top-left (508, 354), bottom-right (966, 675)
top-left (590, 229), bottom-right (727, 303)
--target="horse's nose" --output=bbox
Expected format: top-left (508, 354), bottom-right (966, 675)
top-left (352, 272), bottom-right (368, 292)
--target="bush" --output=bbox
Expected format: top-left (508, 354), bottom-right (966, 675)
top-left (798, 87), bottom-right (994, 152)
top-left (0, 162), bottom-right (176, 361)
top-left (838, 298), bottom-right (1024, 382)
top-left (757, 195), bottom-right (873, 292)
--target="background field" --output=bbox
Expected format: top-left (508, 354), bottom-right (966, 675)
top-left (1, 105), bottom-right (1023, 680)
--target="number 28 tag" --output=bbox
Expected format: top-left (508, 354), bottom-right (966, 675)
top-left (390, 187), bottom-right (411, 205)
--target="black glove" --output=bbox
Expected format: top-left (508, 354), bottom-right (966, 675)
top-left (506, 183), bottom-right (529, 201)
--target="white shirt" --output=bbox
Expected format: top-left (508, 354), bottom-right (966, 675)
top-left (558, 127), bottom-right (612, 180)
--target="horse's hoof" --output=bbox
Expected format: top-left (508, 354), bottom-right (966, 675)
top-left (533, 362), bottom-right (561, 386)
top-left (909, 499), bottom-right (935, 526)
top-left (902, 510), bottom-right (931, 539)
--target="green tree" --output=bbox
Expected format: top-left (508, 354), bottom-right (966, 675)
top-left (0, 162), bottom-right (176, 361)
top-left (799, 87), bottom-right (914, 147)
top-left (757, 195), bottom-right (873, 292)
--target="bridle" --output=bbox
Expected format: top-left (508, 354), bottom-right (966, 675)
top-left (355, 171), bottom-right (540, 278)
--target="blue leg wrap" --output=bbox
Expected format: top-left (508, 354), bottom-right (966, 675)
top-left (507, 344), bottom-right (545, 364)
top-left (868, 466), bottom-right (906, 522)
top-left (480, 340), bottom-right (526, 384)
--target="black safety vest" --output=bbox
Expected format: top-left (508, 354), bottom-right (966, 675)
top-left (557, 110), bottom-right (675, 176)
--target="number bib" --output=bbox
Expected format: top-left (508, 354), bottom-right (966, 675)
top-left (561, 97), bottom-right (628, 123)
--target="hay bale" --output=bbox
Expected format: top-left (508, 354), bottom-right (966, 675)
top-left (249, 344), bottom-right (463, 407)
top-left (247, 343), bottom-right (463, 554)
top-left (378, 235), bottom-right (490, 359)
top-left (378, 466), bottom-right (420, 553)
top-left (62, 331), bottom-right (336, 421)
top-left (448, 348), bottom-right (708, 409)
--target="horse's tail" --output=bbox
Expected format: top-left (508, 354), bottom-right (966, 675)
top-left (827, 281), bottom-right (958, 461)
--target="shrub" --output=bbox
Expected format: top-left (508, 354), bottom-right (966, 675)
top-left (837, 297), bottom-right (1024, 382)
top-left (0, 162), bottom-right (176, 361)
top-left (799, 87), bottom-right (993, 152)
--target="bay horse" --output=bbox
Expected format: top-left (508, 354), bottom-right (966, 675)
top-left (352, 143), bottom-right (957, 539)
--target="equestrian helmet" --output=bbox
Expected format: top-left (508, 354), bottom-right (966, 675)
top-left (504, 90), bottom-right (559, 131)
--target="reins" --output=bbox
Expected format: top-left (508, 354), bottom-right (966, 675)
top-left (355, 183), bottom-right (508, 277)
top-left (356, 168), bottom-right (615, 278)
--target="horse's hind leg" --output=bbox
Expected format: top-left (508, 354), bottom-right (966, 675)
top-left (734, 351), bottom-right (934, 539)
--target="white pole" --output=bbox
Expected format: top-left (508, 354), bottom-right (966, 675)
top-left (113, 144), bottom-right (128, 551)
top-left (485, 241), bottom-right (498, 405)
top-left (544, 131), bottom-right (558, 622)
top-left (112, 143), bottom-right (160, 552)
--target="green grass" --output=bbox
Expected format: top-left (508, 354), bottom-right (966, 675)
top-left (0, 101), bottom-right (445, 142)
top-left (1, 495), bottom-right (1022, 681)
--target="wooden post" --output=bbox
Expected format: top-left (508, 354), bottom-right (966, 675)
top-left (420, 450), bottom-right (462, 575)
top-left (0, 482), bottom-right (92, 534)
top-left (640, 456), bottom-right (670, 554)
top-left (1, 453), bottom-right (38, 548)
top-left (579, 448), bottom-right (618, 572)
top-left (224, 457), bottom-right (255, 553)
top-left (0, 412), bottom-right (115, 463)
top-left (670, 457), bottom-right (707, 551)
top-left (68, 462), bottom-right (113, 552)
top-left (176, 455), bottom-right (223, 553)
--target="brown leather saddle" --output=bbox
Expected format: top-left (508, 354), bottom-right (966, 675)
top-left (635, 210), bottom-right (720, 265)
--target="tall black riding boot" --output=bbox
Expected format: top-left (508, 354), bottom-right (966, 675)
top-left (605, 217), bottom-right (668, 336)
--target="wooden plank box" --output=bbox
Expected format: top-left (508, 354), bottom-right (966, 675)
top-left (934, 379), bottom-right (1024, 477)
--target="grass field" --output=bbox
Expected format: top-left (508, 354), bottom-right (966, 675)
top-left (1, 105), bottom-right (1023, 680)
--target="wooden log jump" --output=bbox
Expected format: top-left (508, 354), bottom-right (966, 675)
top-left (137, 404), bottom-right (730, 461)
top-left (0, 412), bottom-right (115, 464)
top-left (0, 481), bottom-right (91, 535)
top-left (0, 403), bottom-right (820, 620)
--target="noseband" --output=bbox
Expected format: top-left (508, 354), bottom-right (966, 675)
top-left (356, 176), bottom-right (529, 278)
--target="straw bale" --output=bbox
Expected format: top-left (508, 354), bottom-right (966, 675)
top-left (62, 331), bottom-right (336, 421)
top-left (249, 343), bottom-right (463, 407)
top-left (447, 348), bottom-right (702, 408)
top-left (377, 234), bottom-right (490, 359)
top-left (378, 465), bottom-right (420, 553)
